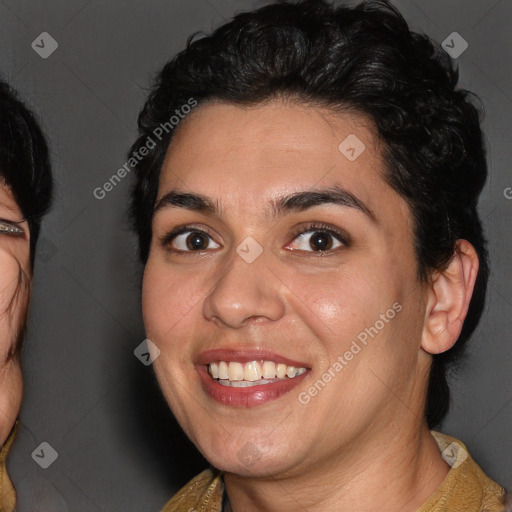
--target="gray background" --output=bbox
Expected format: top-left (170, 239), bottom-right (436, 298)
top-left (0, 0), bottom-right (510, 510)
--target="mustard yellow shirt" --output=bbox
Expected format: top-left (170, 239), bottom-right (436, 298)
top-left (0, 421), bottom-right (17, 512)
top-left (161, 432), bottom-right (507, 512)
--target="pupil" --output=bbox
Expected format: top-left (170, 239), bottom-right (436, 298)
top-left (311, 232), bottom-right (332, 251)
top-left (187, 232), bottom-right (207, 250)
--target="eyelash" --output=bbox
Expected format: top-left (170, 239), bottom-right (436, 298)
top-left (0, 219), bottom-right (25, 237)
top-left (160, 222), bottom-right (350, 254)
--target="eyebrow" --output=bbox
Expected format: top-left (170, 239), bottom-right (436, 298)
top-left (153, 185), bottom-right (377, 223)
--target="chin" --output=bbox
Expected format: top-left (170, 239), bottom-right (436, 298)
top-left (197, 436), bottom-right (299, 478)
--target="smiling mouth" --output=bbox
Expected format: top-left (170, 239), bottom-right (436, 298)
top-left (208, 360), bottom-right (308, 387)
top-left (197, 356), bottom-right (310, 407)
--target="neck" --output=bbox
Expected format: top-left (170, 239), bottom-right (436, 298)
top-left (223, 423), bottom-right (450, 512)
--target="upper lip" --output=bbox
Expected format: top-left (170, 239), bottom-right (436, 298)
top-left (196, 348), bottom-right (310, 368)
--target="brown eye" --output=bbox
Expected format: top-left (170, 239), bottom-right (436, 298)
top-left (166, 228), bottom-right (221, 252)
top-left (185, 232), bottom-right (210, 251)
top-left (309, 232), bottom-right (333, 251)
top-left (287, 229), bottom-right (344, 252)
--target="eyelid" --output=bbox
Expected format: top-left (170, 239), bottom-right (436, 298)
top-left (0, 219), bottom-right (25, 237)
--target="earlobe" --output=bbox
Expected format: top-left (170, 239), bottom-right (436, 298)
top-left (421, 240), bottom-right (479, 355)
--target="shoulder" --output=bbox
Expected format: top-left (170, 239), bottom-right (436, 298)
top-left (419, 431), bottom-right (507, 512)
top-left (160, 468), bottom-right (224, 512)
top-left (0, 421), bottom-right (17, 512)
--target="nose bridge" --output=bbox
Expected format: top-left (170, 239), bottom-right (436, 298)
top-left (202, 243), bottom-right (284, 328)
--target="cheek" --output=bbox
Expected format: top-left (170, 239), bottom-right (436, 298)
top-left (284, 264), bottom-right (393, 337)
top-left (0, 250), bottom-right (20, 299)
top-left (141, 257), bottom-right (205, 342)
top-left (283, 262), bottom-right (412, 385)
top-left (0, 249), bottom-right (29, 359)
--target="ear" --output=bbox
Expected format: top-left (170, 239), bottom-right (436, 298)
top-left (421, 239), bottom-right (479, 355)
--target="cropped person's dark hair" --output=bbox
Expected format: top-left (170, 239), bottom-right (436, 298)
top-left (0, 79), bottom-right (53, 361)
top-left (129, 0), bottom-right (489, 428)
top-left (0, 79), bottom-right (53, 270)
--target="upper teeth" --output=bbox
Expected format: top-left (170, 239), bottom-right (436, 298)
top-left (208, 361), bottom-right (307, 381)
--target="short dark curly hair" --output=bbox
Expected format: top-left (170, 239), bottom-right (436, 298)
top-left (129, 0), bottom-right (489, 429)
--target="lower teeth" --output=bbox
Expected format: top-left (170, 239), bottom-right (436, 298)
top-left (217, 377), bottom-right (287, 387)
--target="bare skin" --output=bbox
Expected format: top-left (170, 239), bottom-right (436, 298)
top-left (0, 184), bottom-right (30, 445)
top-left (142, 100), bottom-right (479, 511)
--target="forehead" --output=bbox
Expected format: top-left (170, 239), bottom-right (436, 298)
top-left (157, 100), bottom-right (407, 226)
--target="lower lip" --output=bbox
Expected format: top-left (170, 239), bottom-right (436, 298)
top-left (196, 365), bottom-right (309, 407)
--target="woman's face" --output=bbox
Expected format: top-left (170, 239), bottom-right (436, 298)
top-left (142, 101), bottom-right (431, 477)
top-left (0, 184), bottom-right (29, 445)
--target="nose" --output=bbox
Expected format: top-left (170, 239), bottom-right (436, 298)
top-left (202, 247), bottom-right (285, 328)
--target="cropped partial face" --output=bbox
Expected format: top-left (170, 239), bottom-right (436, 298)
top-left (142, 101), bottom-right (430, 477)
top-left (0, 183), bottom-right (30, 445)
